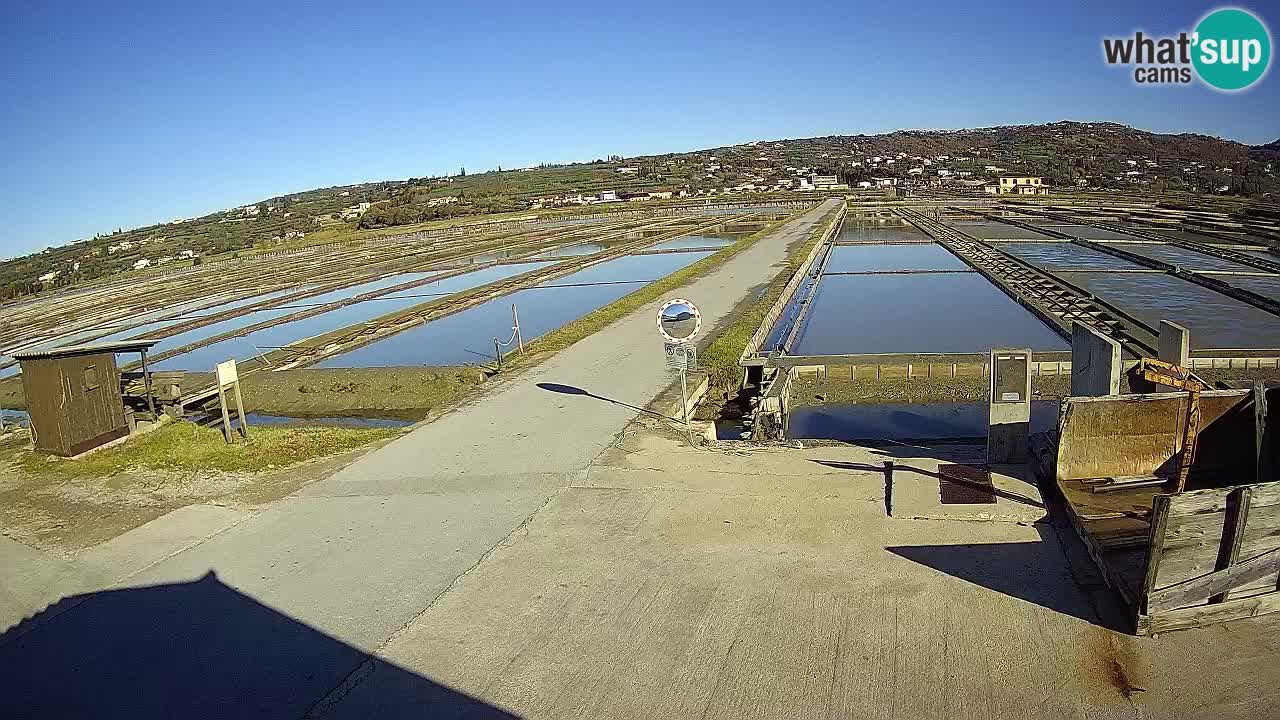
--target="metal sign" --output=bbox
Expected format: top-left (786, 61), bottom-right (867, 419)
top-left (665, 342), bottom-right (697, 372)
top-left (215, 359), bottom-right (239, 388)
top-left (991, 352), bottom-right (1029, 404)
top-left (213, 359), bottom-right (249, 444)
top-left (657, 298), bottom-right (702, 344)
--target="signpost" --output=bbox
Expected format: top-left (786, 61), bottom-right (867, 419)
top-left (215, 359), bottom-right (249, 443)
top-left (657, 298), bottom-right (702, 444)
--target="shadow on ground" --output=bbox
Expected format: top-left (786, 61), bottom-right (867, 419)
top-left (811, 459), bottom-right (1045, 510)
top-left (0, 571), bottom-right (516, 719)
top-left (886, 525), bottom-right (1118, 630)
top-left (536, 382), bottom-right (676, 421)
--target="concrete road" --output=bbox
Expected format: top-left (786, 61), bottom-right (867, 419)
top-left (328, 428), bottom-right (1280, 720)
top-left (0, 200), bottom-right (840, 719)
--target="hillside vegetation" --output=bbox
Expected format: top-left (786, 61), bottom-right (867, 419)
top-left (5, 121), bottom-right (1277, 302)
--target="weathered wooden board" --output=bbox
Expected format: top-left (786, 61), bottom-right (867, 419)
top-left (1055, 390), bottom-right (1252, 483)
top-left (1136, 480), bottom-right (1280, 630)
top-left (1139, 589), bottom-right (1280, 635)
top-left (1053, 387), bottom-right (1280, 634)
top-left (1148, 548), bottom-right (1280, 612)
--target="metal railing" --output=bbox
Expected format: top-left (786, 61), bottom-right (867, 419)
top-left (898, 207), bottom-right (1160, 357)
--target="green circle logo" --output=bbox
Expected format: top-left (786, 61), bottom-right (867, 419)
top-left (1193, 8), bottom-right (1271, 91)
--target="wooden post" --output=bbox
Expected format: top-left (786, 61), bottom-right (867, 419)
top-left (139, 349), bottom-right (157, 420)
top-left (494, 339), bottom-right (503, 372)
top-left (217, 382), bottom-right (233, 443)
top-left (1174, 388), bottom-right (1201, 493)
top-left (214, 359), bottom-right (243, 444)
top-left (233, 379), bottom-right (249, 440)
top-left (883, 461), bottom-right (894, 517)
top-left (1138, 494), bottom-right (1172, 617)
top-left (1257, 381), bottom-right (1272, 485)
top-left (1210, 487), bottom-right (1252, 604)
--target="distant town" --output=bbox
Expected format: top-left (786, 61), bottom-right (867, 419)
top-left (2, 121), bottom-right (1276, 301)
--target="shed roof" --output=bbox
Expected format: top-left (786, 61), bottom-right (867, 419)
top-left (12, 340), bottom-right (160, 361)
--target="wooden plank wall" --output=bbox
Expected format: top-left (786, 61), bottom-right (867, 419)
top-left (1140, 480), bottom-right (1280, 633)
top-left (1055, 390), bottom-right (1254, 483)
top-left (1054, 386), bottom-right (1280, 633)
top-left (20, 353), bottom-right (126, 456)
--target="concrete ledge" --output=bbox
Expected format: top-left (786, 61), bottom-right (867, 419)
top-left (652, 371), bottom-right (710, 422)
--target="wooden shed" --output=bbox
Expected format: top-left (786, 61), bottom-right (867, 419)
top-left (13, 340), bottom-right (159, 457)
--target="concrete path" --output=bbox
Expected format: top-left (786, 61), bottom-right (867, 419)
top-left (325, 428), bottom-right (1280, 720)
top-left (0, 200), bottom-right (840, 718)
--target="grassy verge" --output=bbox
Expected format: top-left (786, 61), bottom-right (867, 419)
top-left (179, 367), bottom-right (489, 420)
top-left (513, 206), bottom-right (817, 362)
top-left (18, 422), bottom-right (401, 477)
top-left (699, 207), bottom-right (841, 391)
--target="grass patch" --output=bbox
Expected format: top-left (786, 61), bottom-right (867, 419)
top-left (18, 422), bottom-right (401, 477)
top-left (236, 366), bottom-right (487, 418)
top-left (514, 205), bottom-right (821, 362)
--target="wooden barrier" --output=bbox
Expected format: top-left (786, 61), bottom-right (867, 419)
top-left (1049, 386), bottom-right (1280, 634)
top-left (1139, 481), bottom-right (1280, 633)
top-left (1055, 390), bottom-right (1256, 484)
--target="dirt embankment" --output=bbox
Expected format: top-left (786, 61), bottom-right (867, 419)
top-left (2, 366), bottom-right (490, 420)
top-left (211, 366), bottom-right (488, 419)
top-left (789, 374), bottom-right (1073, 407)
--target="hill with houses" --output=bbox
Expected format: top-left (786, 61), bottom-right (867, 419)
top-left (3, 121), bottom-right (1277, 302)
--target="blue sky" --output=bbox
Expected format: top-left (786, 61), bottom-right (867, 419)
top-left (2, 0), bottom-right (1277, 257)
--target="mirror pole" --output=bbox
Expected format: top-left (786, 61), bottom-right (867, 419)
top-left (680, 367), bottom-right (694, 446)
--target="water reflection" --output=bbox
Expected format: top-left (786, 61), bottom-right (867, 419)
top-left (1033, 224), bottom-right (1135, 241)
top-left (316, 251), bottom-right (711, 367)
top-left (154, 263), bottom-right (555, 370)
top-left (824, 243), bottom-right (967, 273)
top-left (962, 224), bottom-right (1056, 241)
top-left (1225, 276), bottom-right (1280, 302)
top-left (1103, 242), bottom-right (1262, 272)
top-left (791, 274), bottom-right (1066, 355)
top-left (988, 242), bottom-right (1141, 271)
top-left (835, 225), bottom-right (928, 244)
top-left (647, 234), bottom-right (736, 251)
top-left (1058, 272), bottom-right (1280, 349)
